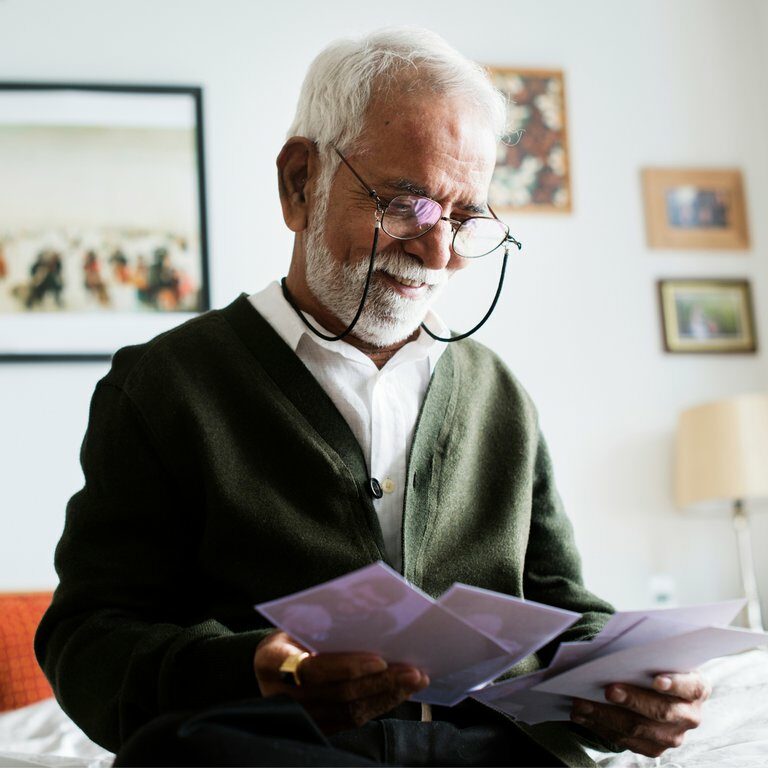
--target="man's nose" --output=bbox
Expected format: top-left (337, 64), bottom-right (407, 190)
top-left (403, 218), bottom-right (454, 271)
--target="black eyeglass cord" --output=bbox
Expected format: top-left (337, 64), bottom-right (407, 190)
top-left (419, 248), bottom-right (508, 342)
top-left (280, 226), bottom-right (511, 345)
top-left (280, 225), bottom-right (381, 342)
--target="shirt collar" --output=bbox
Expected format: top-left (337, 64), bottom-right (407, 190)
top-left (248, 281), bottom-right (448, 374)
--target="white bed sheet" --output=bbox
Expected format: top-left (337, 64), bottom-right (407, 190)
top-left (0, 698), bottom-right (113, 768)
top-left (1, 648), bottom-right (766, 767)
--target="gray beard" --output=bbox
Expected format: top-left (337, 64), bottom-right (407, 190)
top-left (304, 221), bottom-right (447, 348)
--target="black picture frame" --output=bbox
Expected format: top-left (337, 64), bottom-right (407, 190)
top-left (0, 82), bottom-right (210, 361)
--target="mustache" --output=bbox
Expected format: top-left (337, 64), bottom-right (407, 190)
top-left (351, 247), bottom-right (447, 287)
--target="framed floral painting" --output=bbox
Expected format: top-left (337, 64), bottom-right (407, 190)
top-left (485, 67), bottom-right (571, 213)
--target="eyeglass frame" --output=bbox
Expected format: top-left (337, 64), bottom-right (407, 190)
top-left (280, 145), bottom-right (521, 344)
top-left (332, 147), bottom-right (522, 259)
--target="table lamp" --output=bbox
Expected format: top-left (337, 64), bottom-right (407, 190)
top-left (675, 392), bottom-right (768, 631)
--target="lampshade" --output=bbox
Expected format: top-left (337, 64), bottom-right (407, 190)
top-left (675, 392), bottom-right (768, 509)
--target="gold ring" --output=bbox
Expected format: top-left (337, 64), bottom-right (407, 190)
top-left (279, 651), bottom-right (311, 686)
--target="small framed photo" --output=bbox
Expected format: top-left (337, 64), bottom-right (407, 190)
top-left (485, 67), bottom-right (571, 213)
top-left (642, 168), bottom-right (749, 250)
top-left (0, 82), bottom-right (209, 361)
top-left (658, 279), bottom-right (756, 353)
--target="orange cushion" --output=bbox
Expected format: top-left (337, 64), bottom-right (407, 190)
top-left (0, 592), bottom-right (54, 711)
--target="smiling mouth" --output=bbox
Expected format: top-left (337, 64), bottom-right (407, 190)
top-left (392, 275), bottom-right (425, 288)
top-left (381, 271), bottom-right (428, 289)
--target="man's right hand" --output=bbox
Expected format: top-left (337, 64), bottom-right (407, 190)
top-left (253, 630), bottom-right (430, 734)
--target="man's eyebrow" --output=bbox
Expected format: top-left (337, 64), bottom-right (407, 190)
top-left (381, 177), bottom-right (488, 214)
top-left (382, 177), bottom-right (430, 197)
top-left (459, 201), bottom-right (489, 215)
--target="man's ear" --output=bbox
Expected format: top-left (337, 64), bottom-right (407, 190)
top-left (276, 137), bottom-right (319, 233)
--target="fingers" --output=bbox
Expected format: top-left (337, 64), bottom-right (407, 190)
top-left (296, 664), bottom-right (430, 734)
top-left (602, 683), bottom-right (703, 727)
top-left (568, 672), bottom-right (710, 758)
top-left (573, 699), bottom-right (694, 741)
top-left (255, 631), bottom-right (390, 687)
top-left (651, 672), bottom-right (711, 702)
top-left (253, 630), bottom-right (431, 733)
top-left (298, 664), bottom-right (428, 704)
top-left (301, 665), bottom-right (425, 702)
top-left (299, 652), bottom-right (389, 686)
top-left (254, 631), bottom-right (310, 684)
top-left (571, 700), bottom-right (688, 757)
top-left (307, 678), bottom-right (429, 734)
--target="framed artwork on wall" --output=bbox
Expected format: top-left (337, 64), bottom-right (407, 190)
top-left (485, 67), bottom-right (571, 213)
top-left (0, 82), bottom-right (209, 361)
top-left (658, 279), bottom-right (756, 353)
top-left (642, 168), bottom-right (749, 250)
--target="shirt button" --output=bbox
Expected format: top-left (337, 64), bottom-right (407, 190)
top-left (368, 478), bottom-right (383, 499)
top-left (382, 478), bottom-right (396, 494)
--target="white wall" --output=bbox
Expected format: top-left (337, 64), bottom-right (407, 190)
top-left (1, 0), bottom-right (767, 618)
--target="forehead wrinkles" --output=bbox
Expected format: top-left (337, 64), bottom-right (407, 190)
top-left (384, 163), bottom-right (487, 209)
top-left (357, 94), bottom-right (496, 206)
top-left (376, 146), bottom-right (492, 209)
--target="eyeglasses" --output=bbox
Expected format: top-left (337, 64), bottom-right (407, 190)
top-left (333, 148), bottom-right (522, 259)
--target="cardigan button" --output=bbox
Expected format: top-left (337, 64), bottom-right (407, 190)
top-left (368, 477), bottom-right (383, 499)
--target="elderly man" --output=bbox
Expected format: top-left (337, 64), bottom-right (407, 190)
top-left (36, 28), bottom-right (709, 767)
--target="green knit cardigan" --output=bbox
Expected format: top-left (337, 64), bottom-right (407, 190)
top-left (35, 295), bottom-right (613, 765)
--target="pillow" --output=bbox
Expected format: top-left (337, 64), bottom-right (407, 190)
top-left (0, 592), bottom-right (54, 711)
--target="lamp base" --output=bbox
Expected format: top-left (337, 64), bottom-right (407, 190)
top-left (733, 499), bottom-right (764, 631)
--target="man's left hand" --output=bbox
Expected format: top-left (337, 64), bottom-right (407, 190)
top-left (570, 671), bottom-right (711, 757)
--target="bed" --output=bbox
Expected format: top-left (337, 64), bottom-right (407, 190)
top-left (2, 592), bottom-right (766, 767)
top-left (0, 592), bottom-right (113, 768)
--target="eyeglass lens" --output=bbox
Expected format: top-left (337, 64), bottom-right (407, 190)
top-left (382, 196), bottom-right (442, 238)
top-left (381, 195), bottom-right (509, 259)
top-left (453, 217), bottom-right (509, 259)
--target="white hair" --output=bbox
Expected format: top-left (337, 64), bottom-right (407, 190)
top-left (288, 27), bottom-right (508, 202)
top-left (290, 27), bottom-right (507, 347)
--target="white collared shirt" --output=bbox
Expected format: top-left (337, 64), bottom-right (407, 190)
top-left (249, 281), bottom-right (448, 571)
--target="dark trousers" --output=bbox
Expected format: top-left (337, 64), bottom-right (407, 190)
top-left (114, 697), bottom-right (566, 767)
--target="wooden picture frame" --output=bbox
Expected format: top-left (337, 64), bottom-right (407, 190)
top-left (485, 67), bottom-right (571, 213)
top-left (658, 279), bottom-right (756, 353)
top-left (0, 82), bottom-right (210, 362)
top-left (642, 168), bottom-right (749, 250)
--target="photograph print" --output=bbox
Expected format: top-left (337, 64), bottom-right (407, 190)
top-left (642, 168), bottom-right (749, 250)
top-left (658, 279), bottom-right (756, 353)
top-left (0, 83), bottom-right (209, 360)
